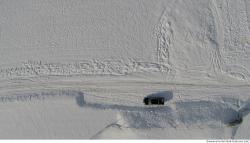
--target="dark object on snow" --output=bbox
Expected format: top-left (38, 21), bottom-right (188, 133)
top-left (143, 91), bottom-right (173, 105)
top-left (228, 114), bottom-right (243, 127)
top-left (143, 97), bottom-right (165, 105)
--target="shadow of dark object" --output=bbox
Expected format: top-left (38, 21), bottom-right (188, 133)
top-left (143, 91), bottom-right (173, 105)
top-left (75, 92), bottom-right (85, 107)
top-left (83, 102), bottom-right (171, 113)
top-left (75, 91), bottom-right (171, 112)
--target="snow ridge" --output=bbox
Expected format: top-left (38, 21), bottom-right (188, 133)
top-left (0, 60), bottom-right (171, 79)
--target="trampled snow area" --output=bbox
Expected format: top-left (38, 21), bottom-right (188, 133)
top-left (0, 0), bottom-right (250, 139)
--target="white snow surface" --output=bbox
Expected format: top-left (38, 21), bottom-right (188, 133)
top-left (0, 0), bottom-right (250, 139)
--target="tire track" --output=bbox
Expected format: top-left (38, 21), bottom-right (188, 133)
top-left (209, 0), bottom-right (225, 76)
top-left (244, 0), bottom-right (250, 33)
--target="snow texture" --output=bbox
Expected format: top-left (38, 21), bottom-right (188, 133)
top-left (0, 0), bottom-right (250, 139)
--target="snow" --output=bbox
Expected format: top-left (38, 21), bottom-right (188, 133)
top-left (0, 0), bottom-right (250, 139)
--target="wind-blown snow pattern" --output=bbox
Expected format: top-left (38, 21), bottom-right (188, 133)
top-left (0, 0), bottom-right (250, 139)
